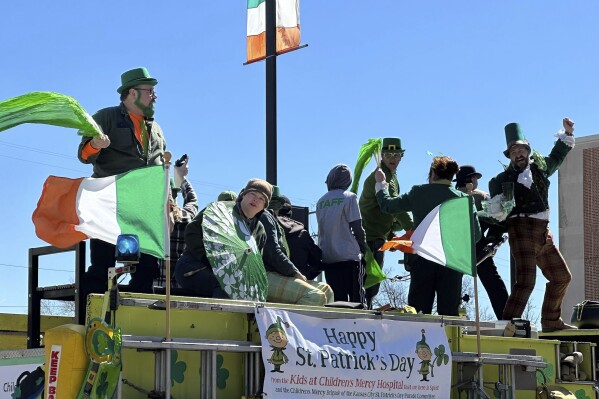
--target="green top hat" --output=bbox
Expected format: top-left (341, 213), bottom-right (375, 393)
top-left (503, 123), bottom-right (531, 158)
top-left (382, 137), bottom-right (404, 153)
top-left (117, 67), bottom-right (158, 94)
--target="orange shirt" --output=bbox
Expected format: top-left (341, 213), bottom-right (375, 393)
top-left (81, 112), bottom-right (147, 160)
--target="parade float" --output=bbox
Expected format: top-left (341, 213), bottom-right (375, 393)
top-left (2, 1), bottom-right (599, 398)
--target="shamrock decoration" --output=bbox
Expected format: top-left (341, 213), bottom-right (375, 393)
top-left (574, 389), bottom-right (590, 399)
top-left (536, 360), bottom-right (554, 383)
top-left (216, 354), bottom-right (230, 389)
top-left (434, 344), bottom-right (450, 367)
top-left (95, 371), bottom-right (109, 398)
top-left (171, 350), bottom-right (187, 387)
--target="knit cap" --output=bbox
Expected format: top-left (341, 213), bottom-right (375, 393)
top-left (242, 178), bottom-right (273, 207)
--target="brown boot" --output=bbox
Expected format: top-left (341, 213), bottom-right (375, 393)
top-left (542, 319), bottom-right (578, 333)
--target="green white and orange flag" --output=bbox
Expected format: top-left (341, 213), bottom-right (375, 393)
top-left (32, 166), bottom-right (168, 258)
top-left (380, 196), bottom-right (477, 276)
top-left (246, 0), bottom-right (301, 63)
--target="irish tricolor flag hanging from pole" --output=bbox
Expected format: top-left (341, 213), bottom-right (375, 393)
top-left (246, 0), bottom-right (301, 63)
top-left (381, 196), bottom-right (477, 276)
top-left (32, 166), bottom-right (168, 258)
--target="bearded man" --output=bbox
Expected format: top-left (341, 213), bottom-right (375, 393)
top-left (77, 67), bottom-right (166, 297)
top-left (488, 118), bottom-right (576, 332)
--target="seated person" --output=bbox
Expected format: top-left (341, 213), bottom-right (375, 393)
top-left (260, 187), bottom-right (334, 306)
top-left (174, 179), bottom-right (271, 298)
top-left (155, 158), bottom-right (199, 289)
top-left (276, 195), bottom-right (324, 280)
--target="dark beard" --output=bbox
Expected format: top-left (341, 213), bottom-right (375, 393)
top-left (511, 159), bottom-right (528, 173)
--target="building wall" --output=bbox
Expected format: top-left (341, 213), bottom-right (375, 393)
top-left (559, 134), bottom-right (599, 321)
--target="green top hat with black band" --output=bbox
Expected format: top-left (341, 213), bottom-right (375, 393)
top-left (503, 123), bottom-right (531, 158)
top-left (117, 67), bottom-right (158, 94)
top-left (382, 137), bottom-right (404, 153)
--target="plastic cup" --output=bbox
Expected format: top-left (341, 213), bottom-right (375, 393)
top-left (502, 182), bottom-right (514, 201)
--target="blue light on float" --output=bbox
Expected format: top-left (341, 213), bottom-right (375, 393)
top-left (115, 234), bottom-right (140, 263)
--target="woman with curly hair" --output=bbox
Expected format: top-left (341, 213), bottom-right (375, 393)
top-left (374, 156), bottom-right (480, 316)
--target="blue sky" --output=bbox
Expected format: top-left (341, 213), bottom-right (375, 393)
top-left (2, 1), bottom-right (598, 319)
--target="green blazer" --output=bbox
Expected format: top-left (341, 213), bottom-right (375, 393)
top-left (376, 180), bottom-right (481, 241)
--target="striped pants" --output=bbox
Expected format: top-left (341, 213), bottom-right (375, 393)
top-left (503, 217), bottom-right (571, 325)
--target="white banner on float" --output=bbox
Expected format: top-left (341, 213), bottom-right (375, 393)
top-left (256, 307), bottom-right (452, 399)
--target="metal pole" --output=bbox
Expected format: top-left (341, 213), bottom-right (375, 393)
top-left (265, 0), bottom-right (277, 184)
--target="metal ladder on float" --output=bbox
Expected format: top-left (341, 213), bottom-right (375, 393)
top-left (452, 352), bottom-right (546, 399)
top-left (117, 335), bottom-right (263, 399)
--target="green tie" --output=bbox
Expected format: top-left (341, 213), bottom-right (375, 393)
top-left (139, 119), bottom-right (149, 157)
top-left (388, 173), bottom-right (399, 196)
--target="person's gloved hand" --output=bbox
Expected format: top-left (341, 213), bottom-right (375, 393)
top-left (90, 134), bottom-right (110, 149)
top-left (174, 158), bottom-right (189, 188)
top-left (375, 168), bottom-right (386, 183)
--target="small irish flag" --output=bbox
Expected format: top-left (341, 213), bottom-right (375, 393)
top-left (32, 166), bottom-right (168, 258)
top-left (381, 196), bottom-right (477, 276)
top-left (246, 0), bottom-right (301, 63)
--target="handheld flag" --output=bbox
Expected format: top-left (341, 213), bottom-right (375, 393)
top-left (350, 138), bottom-right (382, 194)
top-left (32, 166), bottom-right (167, 258)
top-left (364, 248), bottom-right (386, 289)
top-left (0, 92), bottom-right (103, 137)
top-left (247, 0), bottom-right (301, 63)
top-left (380, 196), bottom-right (477, 276)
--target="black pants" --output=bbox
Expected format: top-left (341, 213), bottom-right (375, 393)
top-left (476, 240), bottom-right (509, 319)
top-left (408, 256), bottom-right (463, 316)
top-left (174, 252), bottom-right (227, 298)
top-left (323, 260), bottom-right (364, 304)
top-left (365, 239), bottom-right (386, 309)
top-left (81, 239), bottom-right (159, 298)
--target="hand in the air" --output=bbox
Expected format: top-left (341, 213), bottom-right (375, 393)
top-left (563, 118), bottom-right (575, 136)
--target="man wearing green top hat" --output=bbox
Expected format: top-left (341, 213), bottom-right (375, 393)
top-left (488, 118), bottom-right (576, 332)
top-left (77, 67), bottom-right (167, 297)
top-left (359, 137), bottom-right (413, 308)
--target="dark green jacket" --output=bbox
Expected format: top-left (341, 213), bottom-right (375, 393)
top-left (376, 180), bottom-right (481, 241)
top-left (260, 210), bottom-right (299, 277)
top-left (183, 203), bottom-right (266, 267)
top-left (489, 139), bottom-right (572, 216)
top-left (78, 103), bottom-right (166, 177)
top-left (359, 163), bottom-right (413, 241)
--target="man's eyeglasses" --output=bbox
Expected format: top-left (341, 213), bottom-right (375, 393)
top-left (135, 88), bottom-right (157, 97)
top-left (382, 152), bottom-right (403, 159)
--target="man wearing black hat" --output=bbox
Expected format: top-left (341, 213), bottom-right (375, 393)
top-left (77, 67), bottom-right (167, 297)
top-left (488, 118), bottom-right (576, 332)
top-left (359, 137), bottom-right (413, 308)
top-left (455, 165), bottom-right (508, 320)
